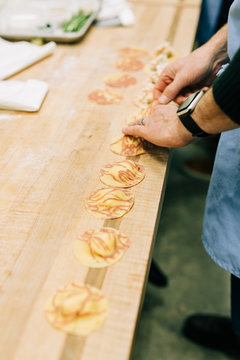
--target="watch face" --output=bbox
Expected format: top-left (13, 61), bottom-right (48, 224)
top-left (178, 92), bottom-right (199, 112)
top-left (177, 91), bottom-right (205, 115)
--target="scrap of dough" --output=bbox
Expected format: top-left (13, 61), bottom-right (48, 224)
top-left (110, 135), bottom-right (146, 156)
top-left (128, 101), bottom-right (158, 124)
top-left (151, 42), bottom-right (178, 60)
top-left (118, 47), bottom-right (148, 58)
top-left (74, 227), bottom-right (130, 268)
top-left (100, 159), bottom-right (145, 188)
top-left (45, 283), bottom-right (108, 336)
top-left (85, 187), bottom-right (134, 219)
top-left (133, 83), bottom-right (155, 109)
top-left (104, 73), bottom-right (137, 88)
top-left (88, 88), bottom-right (123, 105)
top-left (145, 43), bottom-right (178, 82)
top-left (115, 58), bottom-right (144, 72)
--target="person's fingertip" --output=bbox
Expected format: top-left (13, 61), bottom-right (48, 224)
top-left (123, 125), bottom-right (142, 138)
top-left (122, 126), bottom-right (136, 136)
top-left (158, 94), bottom-right (169, 104)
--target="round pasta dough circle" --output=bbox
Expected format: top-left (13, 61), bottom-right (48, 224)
top-left (45, 283), bottom-right (108, 336)
top-left (100, 160), bottom-right (145, 188)
top-left (118, 47), bottom-right (148, 58)
top-left (115, 58), bottom-right (144, 72)
top-left (74, 227), bottom-right (130, 268)
top-left (85, 187), bottom-right (134, 219)
top-left (88, 88), bottom-right (123, 105)
top-left (110, 135), bottom-right (146, 157)
top-left (104, 73), bottom-right (137, 88)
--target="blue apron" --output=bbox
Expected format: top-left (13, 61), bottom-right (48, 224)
top-left (202, 0), bottom-right (240, 277)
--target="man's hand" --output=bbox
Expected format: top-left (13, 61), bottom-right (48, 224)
top-left (123, 89), bottom-right (239, 149)
top-left (154, 25), bottom-right (229, 105)
top-left (122, 26), bottom-right (236, 148)
top-left (153, 52), bottom-right (213, 105)
top-left (122, 104), bottom-right (195, 148)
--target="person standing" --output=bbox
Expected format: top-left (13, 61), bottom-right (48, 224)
top-left (123, 0), bottom-right (240, 355)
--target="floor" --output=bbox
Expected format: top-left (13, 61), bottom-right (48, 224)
top-left (132, 141), bottom-right (232, 360)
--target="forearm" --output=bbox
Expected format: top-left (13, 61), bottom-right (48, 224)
top-left (192, 89), bottom-right (238, 134)
top-left (199, 24), bottom-right (229, 68)
top-left (192, 46), bottom-right (240, 134)
top-left (154, 25), bottom-right (229, 105)
top-left (122, 26), bottom-right (238, 148)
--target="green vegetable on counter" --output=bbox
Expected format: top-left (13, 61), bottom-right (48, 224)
top-left (62, 10), bottom-right (92, 32)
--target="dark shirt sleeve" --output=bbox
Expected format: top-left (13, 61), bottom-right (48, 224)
top-left (213, 47), bottom-right (240, 125)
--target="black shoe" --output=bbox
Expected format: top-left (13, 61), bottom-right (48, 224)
top-left (148, 260), bottom-right (168, 287)
top-left (182, 314), bottom-right (240, 357)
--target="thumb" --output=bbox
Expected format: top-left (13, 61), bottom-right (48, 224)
top-left (158, 75), bottom-right (186, 104)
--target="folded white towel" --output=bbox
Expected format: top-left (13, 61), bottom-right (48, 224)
top-left (0, 79), bottom-right (49, 111)
top-left (96, 0), bottom-right (135, 27)
top-left (0, 38), bottom-right (56, 80)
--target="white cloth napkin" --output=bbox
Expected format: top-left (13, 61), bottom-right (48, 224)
top-left (0, 38), bottom-right (56, 80)
top-left (0, 79), bottom-right (49, 111)
top-left (96, 0), bottom-right (135, 27)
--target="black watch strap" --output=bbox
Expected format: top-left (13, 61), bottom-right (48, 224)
top-left (178, 112), bottom-right (210, 137)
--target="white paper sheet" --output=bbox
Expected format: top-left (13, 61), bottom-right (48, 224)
top-left (96, 0), bottom-right (135, 27)
top-left (0, 79), bottom-right (49, 111)
top-left (0, 38), bottom-right (56, 79)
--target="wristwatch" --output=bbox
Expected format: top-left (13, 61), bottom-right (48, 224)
top-left (177, 90), bottom-right (210, 137)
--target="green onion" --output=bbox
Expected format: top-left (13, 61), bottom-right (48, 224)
top-left (62, 10), bottom-right (92, 32)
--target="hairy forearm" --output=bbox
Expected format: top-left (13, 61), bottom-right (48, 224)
top-left (192, 89), bottom-right (239, 134)
top-left (199, 24), bottom-right (229, 67)
top-left (154, 25), bottom-right (229, 105)
top-left (192, 46), bottom-right (240, 134)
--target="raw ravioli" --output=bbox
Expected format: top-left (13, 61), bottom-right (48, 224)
top-left (100, 160), bottom-right (145, 188)
top-left (85, 187), bottom-right (134, 219)
top-left (104, 73), bottom-right (136, 88)
top-left (88, 88), bottom-right (123, 105)
top-left (74, 227), bottom-right (130, 268)
top-left (45, 283), bottom-right (108, 336)
top-left (115, 58), bottom-right (144, 72)
top-left (118, 47), bottom-right (148, 58)
top-left (110, 135), bottom-right (146, 156)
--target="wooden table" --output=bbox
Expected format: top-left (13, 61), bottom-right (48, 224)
top-left (0, 1), bottom-right (200, 359)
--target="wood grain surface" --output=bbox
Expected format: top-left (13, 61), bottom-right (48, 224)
top-left (0, 1), bottom-right (200, 359)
